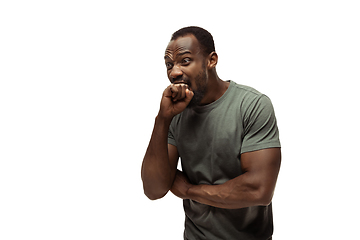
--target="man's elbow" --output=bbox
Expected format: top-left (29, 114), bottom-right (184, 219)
top-left (142, 180), bottom-right (171, 200)
top-left (256, 188), bottom-right (274, 206)
top-left (141, 171), bottom-right (171, 200)
top-left (143, 188), bottom-right (168, 200)
top-left (258, 196), bottom-right (273, 206)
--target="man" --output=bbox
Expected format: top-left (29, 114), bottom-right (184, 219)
top-left (141, 26), bottom-right (281, 240)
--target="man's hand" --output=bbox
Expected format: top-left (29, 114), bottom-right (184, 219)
top-left (159, 84), bottom-right (194, 120)
top-left (170, 170), bottom-right (193, 199)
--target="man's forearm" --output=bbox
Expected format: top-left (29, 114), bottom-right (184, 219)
top-left (141, 115), bottom-right (174, 200)
top-left (186, 173), bottom-right (273, 209)
top-left (173, 148), bottom-right (281, 209)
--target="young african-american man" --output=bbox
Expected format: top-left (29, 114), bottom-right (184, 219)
top-left (141, 26), bottom-right (281, 240)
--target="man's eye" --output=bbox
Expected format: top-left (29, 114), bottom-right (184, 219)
top-left (166, 62), bottom-right (173, 69)
top-left (182, 58), bottom-right (191, 64)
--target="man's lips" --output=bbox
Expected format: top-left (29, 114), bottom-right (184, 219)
top-left (173, 81), bottom-right (187, 85)
top-left (173, 81), bottom-right (190, 87)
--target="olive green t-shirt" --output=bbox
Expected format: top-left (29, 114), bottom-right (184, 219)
top-left (168, 80), bottom-right (281, 240)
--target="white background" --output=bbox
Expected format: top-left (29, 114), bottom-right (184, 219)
top-left (1, 0), bottom-right (359, 239)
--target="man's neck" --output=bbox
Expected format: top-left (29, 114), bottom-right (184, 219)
top-left (199, 75), bottom-right (230, 106)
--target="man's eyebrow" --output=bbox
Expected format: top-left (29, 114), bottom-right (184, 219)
top-left (164, 50), bottom-right (191, 60)
top-left (176, 51), bottom-right (192, 57)
top-left (164, 50), bottom-right (192, 60)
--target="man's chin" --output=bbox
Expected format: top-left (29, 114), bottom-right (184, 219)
top-left (186, 93), bottom-right (203, 109)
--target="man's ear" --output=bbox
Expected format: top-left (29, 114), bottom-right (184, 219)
top-left (207, 51), bottom-right (218, 69)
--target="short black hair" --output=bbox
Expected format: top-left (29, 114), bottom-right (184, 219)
top-left (171, 26), bottom-right (215, 56)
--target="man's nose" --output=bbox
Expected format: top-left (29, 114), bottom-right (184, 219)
top-left (169, 65), bottom-right (183, 82)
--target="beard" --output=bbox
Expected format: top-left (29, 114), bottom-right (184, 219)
top-left (187, 64), bottom-right (208, 108)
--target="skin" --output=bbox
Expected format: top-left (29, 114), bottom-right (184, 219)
top-left (141, 34), bottom-right (281, 209)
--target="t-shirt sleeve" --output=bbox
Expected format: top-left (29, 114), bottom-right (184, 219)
top-left (240, 95), bottom-right (281, 154)
top-left (168, 119), bottom-right (177, 147)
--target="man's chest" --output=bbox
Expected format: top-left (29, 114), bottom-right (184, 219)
top-left (175, 113), bottom-right (245, 185)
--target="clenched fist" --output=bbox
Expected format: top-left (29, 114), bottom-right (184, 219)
top-left (158, 83), bottom-right (194, 120)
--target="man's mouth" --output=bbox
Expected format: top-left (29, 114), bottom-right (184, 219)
top-left (173, 81), bottom-right (190, 87)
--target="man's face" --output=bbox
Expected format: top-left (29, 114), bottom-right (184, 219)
top-left (164, 35), bottom-right (208, 108)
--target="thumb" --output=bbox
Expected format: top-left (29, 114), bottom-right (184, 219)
top-left (184, 89), bottom-right (194, 104)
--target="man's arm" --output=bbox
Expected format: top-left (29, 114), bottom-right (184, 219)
top-left (141, 84), bottom-right (193, 200)
top-left (170, 148), bottom-right (281, 209)
top-left (141, 117), bottom-right (178, 200)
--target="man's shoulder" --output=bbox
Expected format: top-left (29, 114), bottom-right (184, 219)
top-left (230, 81), bottom-right (263, 96)
top-left (228, 80), bottom-right (266, 105)
top-left (227, 81), bottom-right (277, 120)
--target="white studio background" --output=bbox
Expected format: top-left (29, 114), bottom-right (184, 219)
top-left (1, 1), bottom-right (359, 239)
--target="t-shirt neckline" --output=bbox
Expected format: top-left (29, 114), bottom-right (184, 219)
top-left (192, 80), bottom-right (233, 113)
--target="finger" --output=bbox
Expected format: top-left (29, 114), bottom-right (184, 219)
top-left (184, 88), bottom-right (194, 104)
top-left (163, 84), bottom-right (175, 98)
top-left (171, 84), bottom-right (182, 101)
top-left (177, 84), bottom-right (187, 100)
top-left (169, 84), bottom-right (179, 100)
top-left (173, 84), bottom-right (187, 101)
